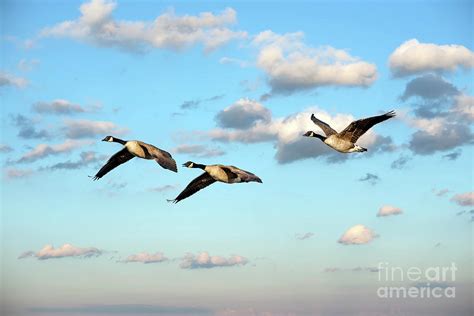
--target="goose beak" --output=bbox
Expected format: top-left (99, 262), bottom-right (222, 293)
top-left (101, 137), bottom-right (108, 141)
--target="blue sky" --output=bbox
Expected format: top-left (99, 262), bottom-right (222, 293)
top-left (1, 1), bottom-right (473, 315)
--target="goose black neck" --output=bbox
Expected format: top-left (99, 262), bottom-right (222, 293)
top-left (113, 138), bottom-right (127, 145)
top-left (193, 163), bottom-right (206, 170)
top-left (314, 134), bottom-right (326, 141)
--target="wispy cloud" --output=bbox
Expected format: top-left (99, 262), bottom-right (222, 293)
top-left (324, 266), bottom-right (380, 273)
top-left (391, 155), bottom-right (412, 169)
top-left (377, 205), bottom-right (403, 217)
top-left (149, 184), bottom-right (177, 193)
top-left (18, 58), bottom-right (40, 72)
top-left (295, 232), bottom-right (314, 240)
top-left (358, 173), bottom-right (380, 185)
top-left (219, 56), bottom-right (250, 68)
top-left (0, 144), bottom-right (13, 153)
top-left (18, 243), bottom-right (103, 260)
top-left (443, 150), bottom-right (462, 161)
top-left (4, 168), bottom-right (34, 179)
top-left (180, 94), bottom-right (224, 110)
top-left (0, 70), bottom-right (28, 88)
top-left (62, 119), bottom-right (128, 139)
top-left (451, 191), bottom-right (474, 207)
top-left (172, 144), bottom-right (225, 158)
top-left (389, 39), bottom-right (474, 77)
top-left (11, 114), bottom-right (50, 140)
top-left (33, 99), bottom-right (87, 115)
top-left (41, 151), bottom-right (106, 170)
top-left (432, 188), bottom-right (450, 197)
top-left (16, 139), bottom-right (93, 163)
top-left (120, 252), bottom-right (168, 264)
top-left (180, 251), bottom-right (248, 269)
top-left (41, 1), bottom-right (246, 53)
top-left (338, 225), bottom-right (378, 245)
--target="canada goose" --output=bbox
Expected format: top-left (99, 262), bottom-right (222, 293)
top-left (303, 111), bottom-right (395, 153)
top-left (92, 136), bottom-right (177, 180)
top-left (168, 161), bottom-right (262, 203)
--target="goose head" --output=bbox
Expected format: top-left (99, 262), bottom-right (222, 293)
top-left (182, 161), bottom-right (196, 168)
top-left (102, 135), bottom-right (115, 142)
top-left (302, 131), bottom-right (316, 137)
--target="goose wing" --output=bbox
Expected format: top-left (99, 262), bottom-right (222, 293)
top-left (168, 172), bottom-right (216, 203)
top-left (226, 166), bottom-right (263, 183)
top-left (310, 114), bottom-right (337, 136)
top-left (338, 111), bottom-right (396, 143)
top-left (154, 148), bottom-right (178, 173)
top-left (93, 148), bottom-right (134, 180)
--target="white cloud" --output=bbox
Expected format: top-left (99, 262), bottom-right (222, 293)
top-left (41, 0), bottom-right (246, 53)
top-left (17, 139), bottom-right (92, 163)
top-left (121, 252), bottom-right (167, 264)
top-left (0, 71), bottom-right (28, 88)
top-left (63, 119), bottom-right (128, 138)
top-left (252, 30), bottom-right (377, 95)
top-left (19, 243), bottom-right (103, 260)
top-left (377, 205), bottom-right (403, 217)
top-left (180, 251), bottom-right (248, 269)
top-left (219, 57), bottom-right (250, 68)
top-left (338, 224), bottom-right (378, 245)
top-left (389, 39), bottom-right (474, 77)
top-left (33, 99), bottom-right (86, 115)
top-left (451, 191), bottom-right (474, 207)
top-left (452, 94), bottom-right (474, 122)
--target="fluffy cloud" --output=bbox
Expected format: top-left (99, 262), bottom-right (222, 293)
top-left (18, 243), bottom-right (103, 260)
top-left (121, 252), bottom-right (167, 264)
top-left (11, 114), bottom-right (50, 140)
top-left (452, 95), bottom-right (474, 122)
top-left (0, 71), bottom-right (28, 88)
top-left (377, 205), bottom-right (403, 217)
top-left (400, 74), bottom-right (459, 102)
top-left (172, 144), bottom-right (225, 158)
top-left (63, 119), bottom-right (127, 138)
top-left (451, 192), bottom-right (474, 207)
top-left (180, 251), bottom-right (248, 269)
top-left (4, 168), bottom-right (34, 179)
top-left (215, 98), bottom-right (271, 129)
top-left (206, 103), bottom-right (392, 164)
top-left (43, 151), bottom-right (106, 170)
top-left (41, 0), bottom-right (246, 53)
top-left (295, 232), bottom-right (314, 240)
top-left (253, 30), bottom-right (377, 96)
top-left (389, 39), bottom-right (474, 77)
top-left (338, 224), bottom-right (378, 245)
top-left (407, 118), bottom-right (473, 155)
top-left (33, 99), bottom-right (86, 115)
top-left (17, 139), bottom-right (92, 163)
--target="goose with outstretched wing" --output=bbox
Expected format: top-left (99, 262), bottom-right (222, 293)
top-left (92, 136), bottom-right (177, 180)
top-left (168, 161), bottom-right (262, 203)
top-left (303, 111), bottom-right (395, 153)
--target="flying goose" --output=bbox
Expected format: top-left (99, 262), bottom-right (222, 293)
top-left (92, 136), bottom-right (177, 180)
top-left (168, 161), bottom-right (262, 203)
top-left (303, 111), bottom-right (395, 153)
